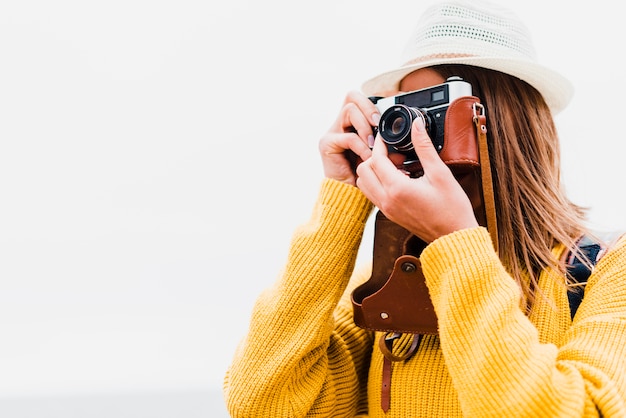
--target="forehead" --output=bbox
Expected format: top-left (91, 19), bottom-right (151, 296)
top-left (399, 68), bottom-right (446, 92)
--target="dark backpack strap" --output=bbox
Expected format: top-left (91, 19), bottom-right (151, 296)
top-left (566, 235), bottom-right (604, 319)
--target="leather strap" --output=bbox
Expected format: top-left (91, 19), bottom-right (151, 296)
top-left (379, 333), bottom-right (422, 412)
top-left (473, 103), bottom-right (498, 253)
top-left (381, 357), bottom-right (392, 412)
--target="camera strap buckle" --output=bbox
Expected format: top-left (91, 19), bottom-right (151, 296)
top-left (472, 102), bottom-right (485, 120)
top-left (379, 332), bottom-right (422, 412)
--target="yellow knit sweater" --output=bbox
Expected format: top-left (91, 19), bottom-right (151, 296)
top-left (224, 179), bottom-right (626, 417)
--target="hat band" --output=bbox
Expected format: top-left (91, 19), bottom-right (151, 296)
top-left (403, 53), bottom-right (475, 66)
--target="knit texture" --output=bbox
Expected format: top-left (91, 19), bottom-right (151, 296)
top-left (224, 179), bottom-right (626, 417)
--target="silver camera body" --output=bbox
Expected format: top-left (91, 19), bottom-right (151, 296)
top-left (371, 76), bottom-right (473, 160)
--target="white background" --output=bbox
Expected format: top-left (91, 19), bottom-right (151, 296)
top-left (0, 0), bottom-right (624, 416)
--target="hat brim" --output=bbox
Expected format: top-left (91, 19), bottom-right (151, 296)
top-left (361, 56), bottom-right (574, 114)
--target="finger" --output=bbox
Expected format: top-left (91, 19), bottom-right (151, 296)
top-left (356, 157), bottom-right (386, 207)
top-left (355, 158), bottom-right (376, 189)
top-left (344, 90), bottom-right (381, 128)
top-left (371, 132), bottom-right (388, 157)
top-left (410, 116), bottom-right (448, 176)
top-left (338, 93), bottom-right (380, 147)
top-left (345, 130), bottom-right (373, 162)
top-left (363, 134), bottom-right (407, 188)
top-left (340, 95), bottom-right (379, 132)
top-left (337, 103), bottom-right (376, 153)
top-left (320, 131), bottom-right (371, 162)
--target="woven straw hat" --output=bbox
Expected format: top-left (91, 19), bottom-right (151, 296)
top-left (361, 0), bottom-right (573, 113)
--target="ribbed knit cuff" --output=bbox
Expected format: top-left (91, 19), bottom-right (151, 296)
top-left (318, 178), bottom-right (373, 225)
top-left (420, 227), bottom-right (499, 300)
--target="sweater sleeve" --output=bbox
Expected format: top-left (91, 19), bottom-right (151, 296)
top-left (420, 227), bottom-right (626, 418)
top-left (224, 179), bottom-right (375, 418)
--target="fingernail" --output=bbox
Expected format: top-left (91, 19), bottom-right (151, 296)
top-left (372, 113), bottom-right (380, 125)
top-left (368, 135), bottom-right (375, 147)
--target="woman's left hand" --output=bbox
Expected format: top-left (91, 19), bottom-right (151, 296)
top-left (356, 116), bottom-right (479, 243)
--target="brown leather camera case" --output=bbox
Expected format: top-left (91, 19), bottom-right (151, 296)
top-left (351, 96), bottom-right (494, 335)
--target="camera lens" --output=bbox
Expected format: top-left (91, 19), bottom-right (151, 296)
top-left (378, 105), bottom-right (427, 153)
top-left (390, 116), bottom-right (408, 136)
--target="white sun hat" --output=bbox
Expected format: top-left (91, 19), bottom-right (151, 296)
top-left (361, 0), bottom-right (574, 113)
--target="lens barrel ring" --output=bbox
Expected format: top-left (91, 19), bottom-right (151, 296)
top-left (379, 105), bottom-right (430, 152)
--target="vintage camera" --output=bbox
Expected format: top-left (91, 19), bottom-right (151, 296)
top-left (370, 76), bottom-right (472, 162)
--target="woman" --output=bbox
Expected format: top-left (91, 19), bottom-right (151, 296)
top-left (224, 1), bottom-right (626, 416)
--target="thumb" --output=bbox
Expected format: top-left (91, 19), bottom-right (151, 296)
top-left (411, 114), bottom-right (444, 174)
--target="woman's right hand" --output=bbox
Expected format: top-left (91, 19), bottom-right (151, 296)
top-left (318, 91), bottom-right (381, 187)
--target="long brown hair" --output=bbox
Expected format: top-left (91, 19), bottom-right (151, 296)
top-left (433, 64), bottom-right (589, 308)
